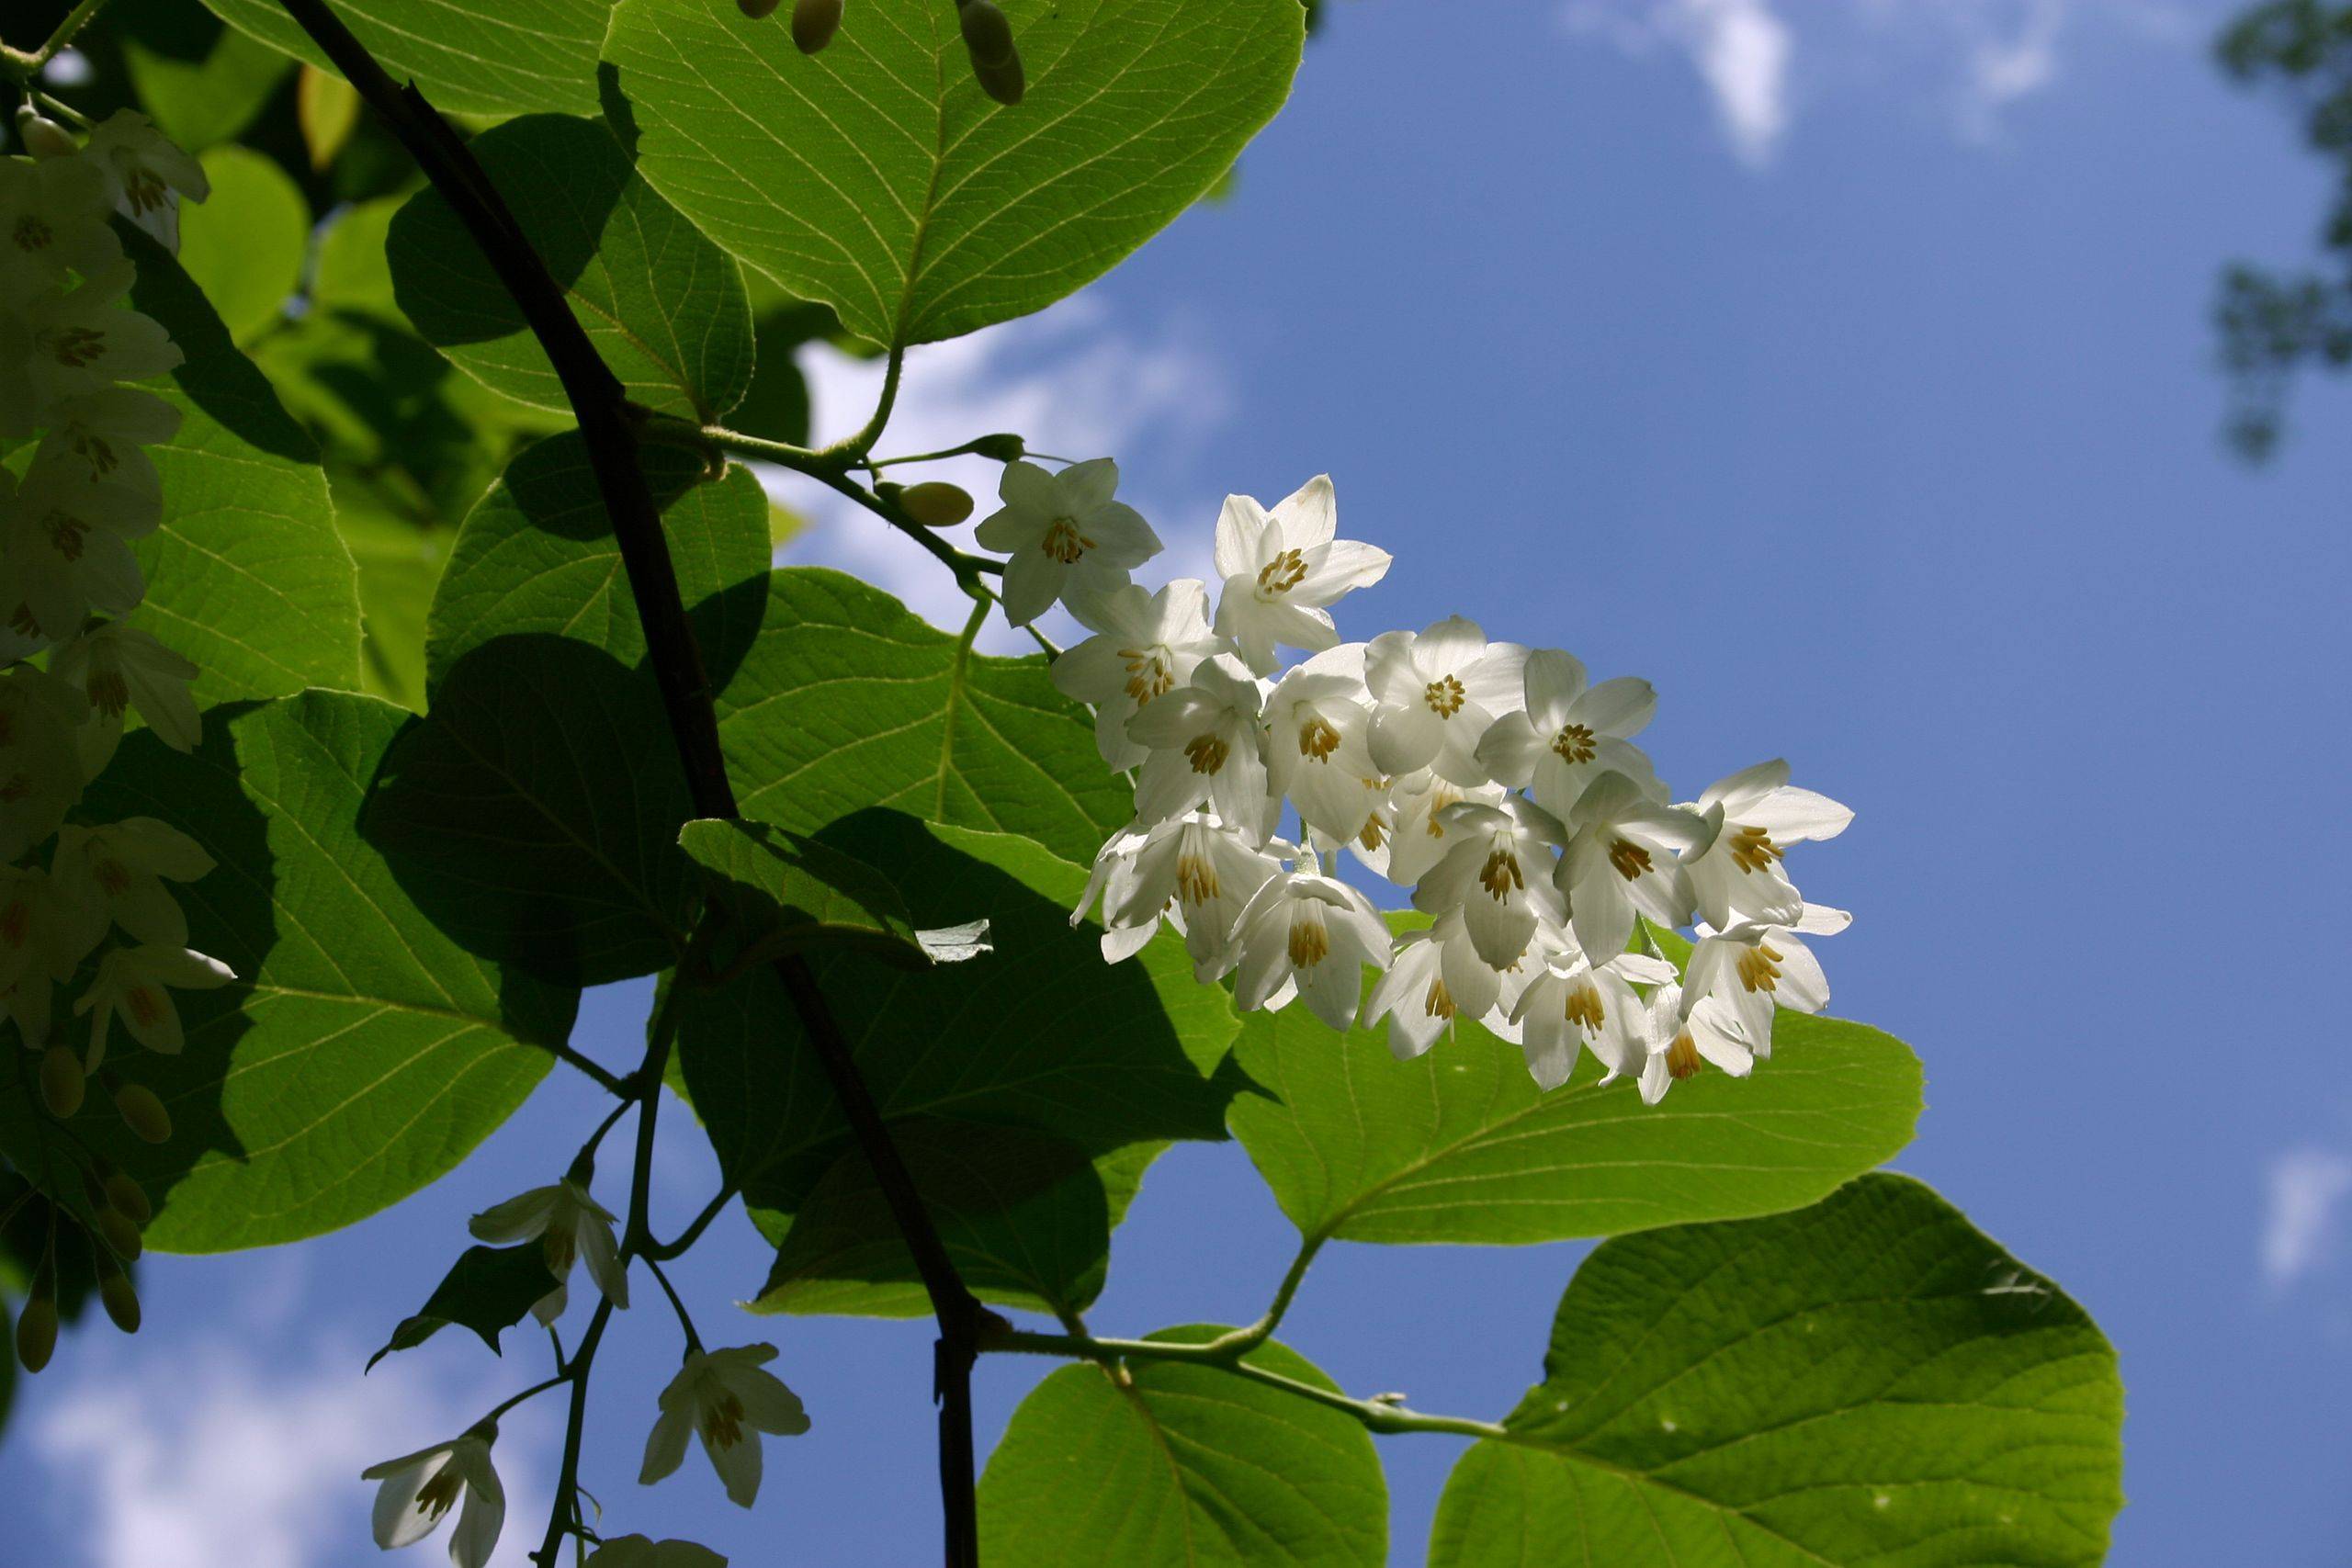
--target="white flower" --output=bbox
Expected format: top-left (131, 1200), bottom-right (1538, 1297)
top-left (1362, 907), bottom-right (1517, 1059)
top-left (1681, 904), bottom-right (1847, 1057)
top-left (51, 619), bottom-right (201, 773)
top-left (639, 1343), bottom-right (811, 1508)
top-left (54, 110), bottom-right (210, 250)
top-left (51, 818), bottom-right (213, 950)
top-left (20, 260), bottom-right (183, 408)
top-left (1210, 475), bottom-right (1391, 674)
top-left (35, 385), bottom-right (179, 518)
top-left (1230, 867), bottom-right (1392, 1031)
top-left (1637, 982), bottom-right (1759, 1104)
top-left (0, 449), bottom-right (154, 637)
top-left (974, 458), bottom-right (1160, 626)
top-left (1051, 578), bottom-right (1224, 768)
top-left (0, 665), bottom-right (90, 862)
top-left (1411, 795), bottom-right (1567, 969)
top-left (362, 1433), bottom-right (504, 1566)
top-left (0, 864), bottom-right (99, 1049)
top-left (1474, 649), bottom-right (1659, 819)
top-left (1070, 824), bottom-right (1165, 963)
top-left (1261, 646), bottom-right (1385, 845)
top-left (0, 152), bottom-right (122, 295)
top-left (1680, 761), bottom-right (1852, 932)
top-left (588, 1539), bottom-right (727, 1568)
top-left (1115, 814), bottom-right (1285, 981)
top-left (1363, 615), bottom-right (1527, 784)
top-left (73, 942), bottom-right (234, 1070)
top-left (1553, 772), bottom-right (1704, 965)
top-left (1125, 655), bottom-right (1273, 840)
top-left (469, 1178), bottom-right (629, 1324)
top-left (1352, 772), bottom-right (1498, 887)
top-left (1510, 946), bottom-right (1679, 1090)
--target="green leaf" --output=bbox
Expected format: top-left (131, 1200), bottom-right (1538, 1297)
top-left (679, 818), bottom-right (989, 972)
top-left (675, 812), bottom-right (1239, 1247)
top-left (978, 1326), bottom-right (1387, 1566)
top-left (119, 0), bottom-right (294, 152)
top-left (198, 0), bottom-right (613, 117)
top-left (716, 570), bottom-right (1131, 866)
top-left (1429, 1175), bottom-right (2124, 1568)
top-left (123, 227), bottom-right (364, 705)
top-left (177, 146), bottom-right (310, 344)
top-left (368, 1243), bottom-right (557, 1370)
top-left (335, 505), bottom-right (452, 710)
top-left (388, 115), bottom-right (754, 421)
top-left (1228, 921), bottom-right (1921, 1247)
top-left (62, 693), bottom-right (578, 1252)
top-left (425, 434), bottom-right (770, 691)
top-left (602, 0), bottom-right (1305, 346)
top-left (754, 1126), bottom-right (1158, 1320)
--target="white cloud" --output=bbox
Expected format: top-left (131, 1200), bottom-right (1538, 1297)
top-left (2261, 1147), bottom-right (2352, 1293)
top-left (1562, 0), bottom-right (2188, 164)
top-left (29, 1329), bottom-right (544, 1568)
top-left (770, 299), bottom-right (1226, 652)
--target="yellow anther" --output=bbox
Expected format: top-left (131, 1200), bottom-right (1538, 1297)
top-left (1551, 723), bottom-right (1598, 764)
top-left (1041, 518), bottom-right (1092, 564)
top-left (1423, 975), bottom-right (1456, 1020)
top-left (1286, 917), bottom-right (1329, 967)
top-left (1121, 649), bottom-right (1175, 705)
top-left (1667, 1031), bottom-right (1702, 1080)
top-left (1727, 824), bottom-right (1782, 874)
top-left (1563, 983), bottom-right (1605, 1033)
top-left (1176, 853), bottom-right (1218, 904)
top-left (703, 1390), bottom-right (749, 1450)
top-left (1736, 942), bottom-right (1783, 993)
top-left (1424, 674), bottom-right (1466, 717)
top-left (1478, 849), bottom-right (1523, 900)
top-left (1183, 733), bottom-right (1228, 774)
top-left (1607, 838), bottom-right (1651, 881)
top-left (1298, 717), bottom-right (1340, 761)
top-left (1256, 548), bottom-right (1309, 595)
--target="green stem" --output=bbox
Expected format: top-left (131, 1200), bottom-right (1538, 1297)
top-left (647, 1182), bottom-right (736, 1261)
top-left (551, 1040), bottom-right (627, 1096)
top-left (481, 1372), bottom-right (570, 1427)
top-left (2, 0), bottom-right (110, 79)
top-left (817, 343), bottom-right (904, 462)
top-left (644, 1254), bottom-right (703, 1355)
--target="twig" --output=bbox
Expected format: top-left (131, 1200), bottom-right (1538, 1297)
top-left (1, 0), bottom-right (111, 80)
top-left (647, 1183), bottom-right (737, 1261)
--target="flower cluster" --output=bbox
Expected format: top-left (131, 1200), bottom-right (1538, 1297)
top-left (0, 110), bottom-right (226, 1140)
top-left (984, 461), bottom-right (1853, 1102)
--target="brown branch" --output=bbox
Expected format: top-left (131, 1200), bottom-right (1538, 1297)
top-left (266, 5), bottom-right (989, 1561)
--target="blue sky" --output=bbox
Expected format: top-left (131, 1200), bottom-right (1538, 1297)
top-left (8, 0), bottom-right (2352, 1563)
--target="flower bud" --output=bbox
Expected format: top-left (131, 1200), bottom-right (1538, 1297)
top-left (99, 1268), bottom-right (140, 1335)
top-left (15, 1293), bottom-right (57, 1373)
top-left (94, 1205), bottom-right (143, 1263)
top-left (958, 2), bottom-right (1024, 104)
top-left (899, 481), bottom-right (975, 527)
top-left (114, 1080), bottom-right (172, 1145)
top-left (105, 1171), bottom-right (153, 1225)
top-left (968, 433), bottom-right (1026, 461)
top-left (793, 0), bottom-right (843, 52)
top-left (40, 1044), bottom-right (85, 1119)
top-left (737, 0), bottom-right (783, 16)
top-left (13, 107), bottom-right (78, 160)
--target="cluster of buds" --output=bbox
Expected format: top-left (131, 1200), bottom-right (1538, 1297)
top-left (2, 107), bottom-right (232, 1371)
top-left (977, 460), bottom-right (1852, 1102)
top-left (737, 0), bottom-right (1025, 104)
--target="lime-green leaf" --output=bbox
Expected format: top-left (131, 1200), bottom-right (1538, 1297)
top-left (425, 435), bottom-right (770, 690)
top-left (176, 146), bottom-right (310, 345)
top-left (1228, 919), bottom-right (1921, 1247)
top-left (979, 1326), bottom-right (1387, 1566)
top-left (602, 0), bottom-right (1305, 346)
top-left (65, 694), bottom-right (577, 1252)
top-left (368, 1243), bottom-right (558, 1370)
top-left (198, 0), bottom-right (613, 117)
top-left (123, 227), bottom-right (364, 705)
top-left (335, 505), bottom-right (452, 710)
top-left (753, 1123), bottom-right (1157, 1320)
top-left (1429, 1175), bottom-right (2124, 1568)
top-left (119, 0), bottom-right (293, 152)
top-left (388, 115), bottom-right (754, 421)
top-left (675, 813), bottom-right (1238, 1240)
top-left (716, 569), bottom-right (1131, 866)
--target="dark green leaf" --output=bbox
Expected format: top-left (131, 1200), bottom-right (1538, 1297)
top-left (680, 817), bottom-right (988, 972)
top-left (1429, 1175), bottom-right (2124, 1568)
top-left (979, 1326), bottom-right (1387, 1566)
top-left (368, 1243), bottom-right (557, 1370)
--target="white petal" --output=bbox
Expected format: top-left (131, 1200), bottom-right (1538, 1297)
top-left (1520, 649), bottom-right (1588, 728)
top-left (639, 1408), bottom-right (693, 1485)
top-left (1572, 675), bottom-right (1657, 739)
top-left (1269, 473), bottom-right (1337, 548)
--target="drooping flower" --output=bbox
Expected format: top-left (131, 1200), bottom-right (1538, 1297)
top-left (1210, 475), bottom-right (1391, 674)
top-left (1680, 761), bottom-right (1853, 932)
top-left (1229, 867), bottom-right (1392, 1031)
top-left (1111, 812), bottom-right (1287, 981)
top-left (0, 152), bottom-right (122, 296)
top-left (1125, 655), bottom-right (1274, 840)
top-left (362, 1433), bottom-right (505, 1566)
top-left (1261, 646), bottom-right (1385, 845)
top-left (0, 451), bottom-right (153, 638)
top-left (51, 109), bottom-right (211, 250)
top-left (1050, 578), bottom-right (1223, 768)
top-left (1411, 795), bottom-right (1568, 970)
top-left (1362, 907), bottom-right (1514, 1059)
top-left (1475, 649), bottom-right (1659, 819)
top-left (1363, 615), bottom-right (1527, 784)
top-left (1510, 945), bottom-right (1679, 1090)
top-left (1352, 772), bottom-right (1499, 888)
top-left (0, 864), bottom-right (98, 1050)
top-left (51, 818), bottom-right (214, 950)
top-left (1680, 903), bottom-right (1848, 1058)
top-left (51, 619), bottom-right (201, 773)
top-left (74, 942), bottom-right (234, 1070)
top-left (469, 1178), bottom-right (629, 1324)
top-left (1636, 982), bottom-right (1760, 1104)
top-left (1553, 772), bottom-right (1704, 965)
top-left (639, 1344), bottom-right (812, 1508)
top-left (18, 260), bottom-right (183, 414)
top-left (974, 458), bottom-right (1160, 626)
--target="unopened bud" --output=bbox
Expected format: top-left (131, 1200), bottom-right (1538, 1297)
top-left (899, 481), bottom-right (975, 527)
top-left (105, 1171), bottom-right (153, 1226)
top-left (968, 433), bottom-right (1026, 461)
top-left (40, 1045), bottom-right (85, 1119)
top-left (793, 0), bottom-right (843, 52)
top-left (94, 1205), bottom-right (143, 1263)
top-left (737, 0), bottom-right (783, 16)
top-left (99, 1268), bottom-right (140, 1335)
top-left (16, 1293), bottom-right (57, 1373)
top-left (13, 107), bottom-right (77, 160)
top-left (958, 2), bottom-right (1024, 104)
top-left (114, 1081), bottom-right (172, 1145)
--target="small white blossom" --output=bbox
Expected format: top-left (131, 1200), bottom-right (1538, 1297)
top-left (1364, 615), bottom-right (1527, 784)
top-left (1638, 981), bottom-right (1758, 1104)
top-left (1352, 772), bottom-right (1499, 888)
top-left (1117, 813), bottom-right (1286, 981)
top-left (0, 152), bottom-right (121, 295)
top-left (1230, 867), bottom-right (1391, 1031)
top-left (469, 1178), bottom-right (629, 1324)
top-left (1411, 795), bottom-right (1567, 970)
top-left (1680, 761), bottom-right (1853, 932)
top-left (1682, 904), bottom-right (1848, 1058)
top-left (639, 1344), bottom-right (811, 1508)
top-left (974, 458), bottom-right (1160, 626)
top-left (1554, 772), bottom-right (1704, 966)
top-left (1475, 649), bottom-right (1659, 819)
top-left (1510, 946), bottom-right (1679, 1090)
top-left (1362, 907), bottom-right (1518, 1059)
top-left (1210, 476), bottom-right (1390, 674)
top-left (51, 619), bottom-right (201, 773)
top-left (0, 449), bottom-right (154, 637)
top-left (17, 260), bottom-right (183, 413)
top-left (1051, 578), bottom-right (1223, 768)
top-left (51, 818), bottom-right (213, 950)
top-left (51, 109), bottom-right (211, 250)
top-left (1261, 646), bottom-right (1385, 845)
top-left (74, 942), bottom-right (233, 1069)
top-left (1125, 655), bottom-right (1273, 840)
top-left (362, 1434), bottom-right (504, 1566)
